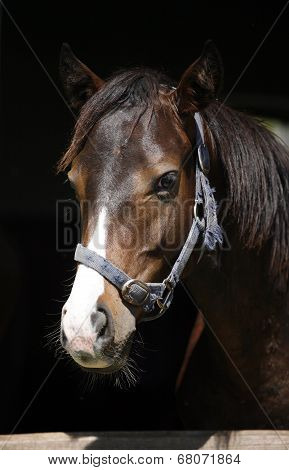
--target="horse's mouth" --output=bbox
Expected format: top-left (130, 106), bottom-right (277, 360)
top-left (77, 334), bottom-right (134, 375)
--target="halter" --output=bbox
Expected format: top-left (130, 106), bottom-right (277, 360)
top-left (74, 113), bottom-right (223, 322)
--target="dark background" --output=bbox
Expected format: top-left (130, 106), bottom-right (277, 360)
top-left (1, 0), bottom-right (289, 434)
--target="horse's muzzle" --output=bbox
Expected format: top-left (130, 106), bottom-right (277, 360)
top-left (61, 302), bottom-right (115, 368)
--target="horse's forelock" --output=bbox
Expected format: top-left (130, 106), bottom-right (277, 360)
top-left (57, 68), bottom-right (174, 172)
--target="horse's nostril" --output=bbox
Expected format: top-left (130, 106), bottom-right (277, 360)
top-left (98, 307), bottom-right (107, 315)
top-left (90, 304), bottom-right (113, 344)
top-left (90, 312), bottom-right (98, 327)
top-left (98, 323), bottom-right (106, 337)
top-left (90, 308), bottom-right (108, 334)
top-left (62, 307), bottom-right (67, 316)
top-left (97, 308), bottom-right (108, 336)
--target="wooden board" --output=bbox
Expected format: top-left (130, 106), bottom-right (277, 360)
top-left (1, 430), bottom-right (289, 450)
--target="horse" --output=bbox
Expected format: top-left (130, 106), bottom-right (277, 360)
top-left (58, 41), bottom-right (289, 429)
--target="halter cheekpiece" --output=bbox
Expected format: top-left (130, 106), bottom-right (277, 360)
top-left (74, 113), bottom-right (223, 321)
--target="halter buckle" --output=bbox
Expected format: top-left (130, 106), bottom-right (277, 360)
top-left (156, 279), bottom-right (174, 314)
top-left (121, 279), bottom-right (150, 306)
top-left (194, 199), bottom-right (205, 226)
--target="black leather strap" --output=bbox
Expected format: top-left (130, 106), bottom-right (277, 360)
top-left (74, 244), bottom-right (166, 318)
top-left (75, 243), bottom-right (130, 291)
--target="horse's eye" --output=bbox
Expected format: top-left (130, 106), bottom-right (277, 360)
top-left (155, 171), bottom-right (178, 195)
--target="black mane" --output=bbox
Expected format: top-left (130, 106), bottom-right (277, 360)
top-left (204, 103), bottom-right (289, 289)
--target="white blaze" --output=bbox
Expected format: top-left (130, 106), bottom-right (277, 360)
top-left (62, 207), bottom-right (107, 341)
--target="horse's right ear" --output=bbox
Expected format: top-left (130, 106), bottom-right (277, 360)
top-left (176, 41), bottom-right (223, 113)
top-left (59, 43), bottom-right (104, 114)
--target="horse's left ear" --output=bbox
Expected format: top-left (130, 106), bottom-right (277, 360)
top-left (59, 43), bottom-right (104, 113)
top-left (176, 41), bottom-right (223, 113)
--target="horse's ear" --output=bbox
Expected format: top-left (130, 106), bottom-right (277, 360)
top-left (59, 43), bottom-right (104, 113)
top-left (176, 41), bottom-right (223, 113)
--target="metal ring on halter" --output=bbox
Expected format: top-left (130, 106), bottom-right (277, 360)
top-left (194, 199), bottom-right (204, 222)
top-left (156, 278), bottom-right (174, 312)
top-left (198, 143), bottom-right (210, 175)
top-left (121, 279), bottom-right (150, 306)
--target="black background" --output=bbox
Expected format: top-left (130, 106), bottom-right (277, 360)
top-left (1, 0), bottom-right (289, 434)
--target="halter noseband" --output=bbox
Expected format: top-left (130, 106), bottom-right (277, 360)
top-left (74, 113), bottom-right (223, 322)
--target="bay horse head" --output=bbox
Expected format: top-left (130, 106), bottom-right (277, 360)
top-left (58, 42), bottom-right (223, 376)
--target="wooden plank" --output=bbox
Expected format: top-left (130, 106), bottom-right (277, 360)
top-left (1, 430), bottom-right (289, 450)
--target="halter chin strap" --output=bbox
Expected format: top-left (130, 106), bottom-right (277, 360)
top-left (74, 113), bottom-right (223, 322)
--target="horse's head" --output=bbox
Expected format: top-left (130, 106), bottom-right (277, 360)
top-left (58, 42), bottom-right (222, 374)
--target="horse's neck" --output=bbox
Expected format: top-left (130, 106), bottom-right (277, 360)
top-left (180, 109), bottom-right (289, 425)
top-left (185, 229), bottom-right (289, 390)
